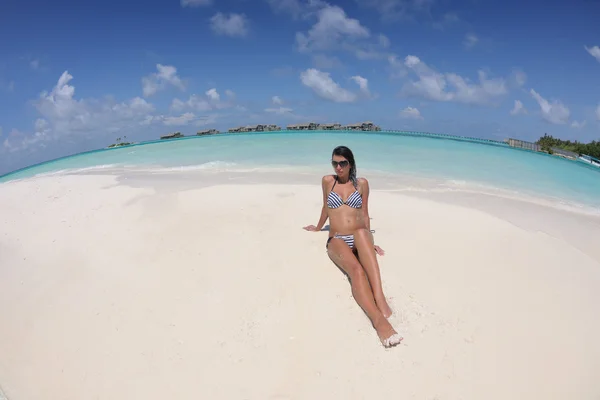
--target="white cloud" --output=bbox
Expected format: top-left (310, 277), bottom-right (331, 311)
top-left (296, 5), bottom-right (369, 51)
top-left (399, 106), bottom-right (423, 119)
top-left (571, 120), bottom-right (586, 129)
top-left (351, 75), bottom-right (371, 97)
top-left (181, 0), bottom-right (212, 7)
top-left (510, 100), bottom-right (527, 115)
top-left (162, 112), bottom-right (197, 126)
top-left (295, 4), bottom-right (388, 60)
top-left (596, 104), bottom-right (600, 121)
top-left (272, 96), bottom-right (283, 105)
top-left (585, 45), bottom-right (600, 63)
top-left (529, 89), bottom-right (570, 125)
top-left (401, 55), bottom-right (508, 105)
top-left (210, 13), bottom-right (249, 37)
top-left (171, 88), bottom-right (235, 112)
top-left (206, 88), bottom-right (220, 102)
top-left (464, 33), bottom-right (478, 48)
top-left (142, 64), bottom-right (186, 97)
top-left (265, 107), bottom-right (293, 114)
top-left (2, 71), bottom-right (160, 154)
top-left (300, 68), bottom-right (357, 103)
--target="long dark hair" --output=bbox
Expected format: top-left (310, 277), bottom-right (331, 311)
top-left (332, 145), bottom-right (358, 188)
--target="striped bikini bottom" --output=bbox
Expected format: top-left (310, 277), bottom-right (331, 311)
top-left (326, 233), bottom-right (355, 250)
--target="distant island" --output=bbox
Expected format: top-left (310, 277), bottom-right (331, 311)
top-left (108, 121), bottom-right (599, 167)
top-left (157, 121), bottom-right (380, 140)
top-left (536, 133), bottom-right (600, 160)
top-left (107, 136), bottom-right (133, 148)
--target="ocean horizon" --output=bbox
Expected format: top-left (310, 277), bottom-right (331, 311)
top-left (2, 130), bottom-right (599, 214)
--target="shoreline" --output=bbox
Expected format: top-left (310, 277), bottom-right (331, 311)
top-left (4, 164), bottom-right (600, 216)
top-left (1, 172), bottom-right (599, 399)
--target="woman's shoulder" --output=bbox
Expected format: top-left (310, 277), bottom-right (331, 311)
top-left (321, 174), bottom-right (335, 184)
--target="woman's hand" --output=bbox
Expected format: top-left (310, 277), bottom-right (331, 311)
top-left (374, 244), bottom-right (385, 256)
top-left (303, 225), bottom-right (320, 232)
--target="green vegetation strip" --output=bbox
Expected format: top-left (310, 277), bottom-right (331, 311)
top-left (538, 134), bottom-right (600, 158)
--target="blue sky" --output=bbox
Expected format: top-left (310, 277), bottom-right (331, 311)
top-left (1, 0), bottom-right (599, 174)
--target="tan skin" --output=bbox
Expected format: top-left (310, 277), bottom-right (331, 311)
top-left (303, 154), bottom-right (402, 347)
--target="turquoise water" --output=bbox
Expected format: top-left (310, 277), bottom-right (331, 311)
top-left (1, 131), bottom-right (599, 209)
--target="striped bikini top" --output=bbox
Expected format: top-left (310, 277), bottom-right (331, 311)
top-left (327, 176), bottom-right (363, 209)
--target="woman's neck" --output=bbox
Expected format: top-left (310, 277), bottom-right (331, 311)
top-left (336, 175), bottom-right (351, 184)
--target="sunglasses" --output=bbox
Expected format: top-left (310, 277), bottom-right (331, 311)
top-left (331, 160), bottom-right (349, 168)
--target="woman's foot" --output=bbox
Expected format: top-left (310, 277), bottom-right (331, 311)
top-left (376, 296), bottom-right (393, 318)
top-left (374, 317), bottom-right (403, 348)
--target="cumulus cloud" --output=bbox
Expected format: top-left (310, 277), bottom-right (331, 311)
top-left (171, 88), bottom-right (236, 112)
top-left (350, 75), bottom-right (371, 97)
top-left (162, 112), bottom-right (197, 126)
top-left (585, 45), bottom-right (600, 63)
top-left (571, 120), bottom-right (586, 129)
top-left (510, 100), bottom-right (527, 115)
top-left (529, 89), bottom-right (570, 125)
top-left (2, 71), bottom-right (159, 154)
top-left (401, 55), bottom-right (508, 105)
top-left (272, 96), bottom-right (283, 105)
top-left (300, 68), bottom-right (357, 103)
top-left (142, 64), bottom-right (186, 97)
top-left (399, 106), bottom-right (423, 119)
top-left (210, 13), bottom-right (249, 37)
top-left (295, 4), bottom-right (388, 60)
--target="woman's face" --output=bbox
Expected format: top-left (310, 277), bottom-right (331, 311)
top-left (331, 155), bottom-right (350, 176)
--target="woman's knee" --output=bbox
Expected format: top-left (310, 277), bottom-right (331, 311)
top-left (345, 261), bottom-right (366, 280)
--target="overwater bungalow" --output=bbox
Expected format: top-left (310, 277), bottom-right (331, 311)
top-left (319, 123), bottom-right (342, 130)
top-left (160, 132), bottom-right (184, 140)
top-left (197, 129), bottom-right (220, 135)
top-left (287, 122), bottom-right (319, 131)
top-left (343, 121), bottom-right (381, 131)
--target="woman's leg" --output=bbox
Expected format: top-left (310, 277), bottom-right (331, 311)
top-left (353, 228), bottom-right (393, 318)
top-left (327, 238), bottom-right (402, 347)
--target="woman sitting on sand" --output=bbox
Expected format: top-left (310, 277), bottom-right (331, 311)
top-left (303, 145), bottom-right (403, 348)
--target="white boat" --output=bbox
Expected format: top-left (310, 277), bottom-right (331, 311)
top-left (578, 154), bottom-right (600, 167)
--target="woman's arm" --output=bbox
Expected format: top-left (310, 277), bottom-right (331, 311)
top-left (360, 178), bottom-right (385, 255)
top-left (303, 175), bottom-right (330, 231)
top-left (315, 176), bottom-right (330, 230)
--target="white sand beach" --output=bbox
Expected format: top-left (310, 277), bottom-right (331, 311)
top-left (1, 172), bottom-right (599, 400)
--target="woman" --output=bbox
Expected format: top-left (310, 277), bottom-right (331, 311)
top-left (303, 146), bottom-right (402, 348)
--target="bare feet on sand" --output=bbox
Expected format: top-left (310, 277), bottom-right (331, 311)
top-left (374, 317), bottom-right (403, 348)
top-left (376, 296), bottom-right (393, 318)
